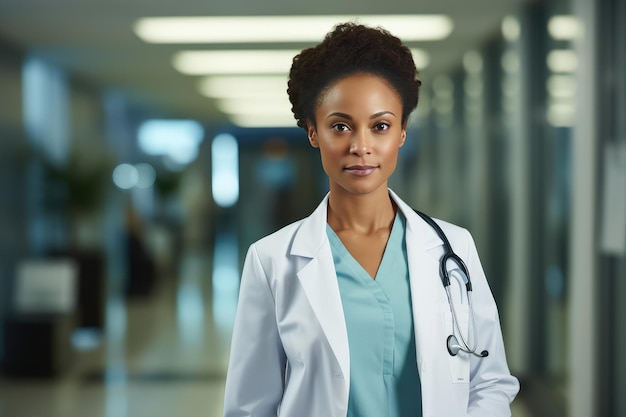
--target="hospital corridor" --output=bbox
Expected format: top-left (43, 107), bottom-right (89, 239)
top-left (1, 0), bottom-right (625, 416)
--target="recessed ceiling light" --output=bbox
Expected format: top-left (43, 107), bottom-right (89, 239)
top-left (547, 101), bottom-right (575, 127)
top-left (173, 50), bottom-right (299, 75)
top-left (547, 74), bottom-right (577, 98)
top-left (501, 16), bottom-right (520, 42)
top-left (547, 49), bottom-right (578, 73)
top-left (410, 49), bottom-right (430, 71)
top-left (548, 16), bottom-right (583, 40)
top-left (135, 15), bottom-right (453, 44)
top-left (198, 75), bottom-right (289, 99)
top-left (215, 97), bottom-right (292, 116)
top-left (229, 113), bottom-right (297, 128)
top-left (177, 48), bottom-right (428, 76)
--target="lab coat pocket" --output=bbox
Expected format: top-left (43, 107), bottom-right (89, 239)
top-left (441, 303), bottom-right (470, 384)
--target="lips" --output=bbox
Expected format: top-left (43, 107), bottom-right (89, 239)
top-left (345, 165), bottom-right (377, 176)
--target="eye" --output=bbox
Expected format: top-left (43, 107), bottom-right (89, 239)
top-left (373, 122), bottom-right (390, 131)
top-left (332, 122), bottom-right (350, 132)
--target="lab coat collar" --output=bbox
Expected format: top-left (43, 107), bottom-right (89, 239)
top-left (290, 189), bottom-right (443, 258)
top-left (388, 188), bottom-right (444, 251)
top-left (290, 192), bottom-right (330, 258)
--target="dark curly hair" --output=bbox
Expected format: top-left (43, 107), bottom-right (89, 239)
top-left (287, 22), bottom-right (421, 131)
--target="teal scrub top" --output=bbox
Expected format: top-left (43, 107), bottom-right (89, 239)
top-left (327, 212), bottom-right (422, 417)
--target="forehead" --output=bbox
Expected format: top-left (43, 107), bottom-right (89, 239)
top-left (316, 73), bottom-right (402, 109)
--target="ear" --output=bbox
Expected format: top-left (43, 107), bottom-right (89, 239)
top-left (307, 121), bottom-right (319, 148)
top-left (399, 127), bottom-right (407, 147)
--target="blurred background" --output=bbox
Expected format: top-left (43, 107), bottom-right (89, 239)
top-left (0, 0), bottom-right (624, 416)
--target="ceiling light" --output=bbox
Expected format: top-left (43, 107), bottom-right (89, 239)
top-left (215, 96), bottom-right (295, 127)
top-left (215, 97), bottom-right (292, 116)
top-left (135, 15), bottom-right (453, 44)
top-left (198, 75), bottom-right (288, 99)
top-left (548, 16), bottom-right (583, 40)
top-left (547, 102), bottom-right (575, 127)
top-left (501, 16), bottom-right (520, 42)
top-left (547, 74), bottom-right (577, 98)
top-left (229, 113), bottom-right (297, 128)
top-left (547, 49), bottom-right (578, 72)
top-left (178, 48), bottom-right (428, 76)
top-left (410, 49), bottom-right (430, 70)
top-left (173, 50), bottom-right (298, 75)
top-left (463, 50), bottom-right (483, 74)
top-left (501, 50), bottom-right (520, 73)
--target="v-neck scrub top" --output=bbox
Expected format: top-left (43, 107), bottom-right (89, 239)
top-left (326, 213), bottom-right (422, 417)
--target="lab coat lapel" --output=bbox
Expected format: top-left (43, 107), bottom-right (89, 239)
top-left (391, 192), bottom-right (445, 371)
top-left (291, 194), bottom-right (350, 391)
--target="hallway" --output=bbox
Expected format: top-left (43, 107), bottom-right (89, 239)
top-left (0, 250), bottom-right (230, 417)
top-left (0, 246), bottom-right (536, 417)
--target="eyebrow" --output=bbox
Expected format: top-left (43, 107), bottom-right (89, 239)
top-left (326, 111), bottom-right (396, 120)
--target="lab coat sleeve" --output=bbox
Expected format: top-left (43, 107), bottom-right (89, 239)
top-left (223, 244), bottom-right (286, 417)
top-left (463, 229), bottom-right (520, 417)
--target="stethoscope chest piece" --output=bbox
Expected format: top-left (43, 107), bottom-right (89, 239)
top-left (447, 334), bottom-right (461, 356)
top-left (448, 333), bottom-right (489, 358)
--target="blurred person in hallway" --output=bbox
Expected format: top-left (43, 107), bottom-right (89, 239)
top-left (124, 203), bottom-right (156, 297)
top-left (223, 22), bottom-right (519, 417)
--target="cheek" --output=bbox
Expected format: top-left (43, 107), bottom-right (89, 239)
top-left (381, 142), bottom-right (402, 163)
top-left (320, 147), bottom-right (340, 163)
top-left (318, 138), bottom-right (345, 160)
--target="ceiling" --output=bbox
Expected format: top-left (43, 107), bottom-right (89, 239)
top-left (0, 0), bottom-right (520, 125)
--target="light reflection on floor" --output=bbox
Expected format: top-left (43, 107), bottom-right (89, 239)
top-left (104, 296), bottom-right (129, 417)
top-left (211, 230), bottom-right (239, 339)
top-left (176, 255), bottom-right (207, 348)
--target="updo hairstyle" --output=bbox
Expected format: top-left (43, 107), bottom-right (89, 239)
top-left (287, 22), bottom-right (421, 131)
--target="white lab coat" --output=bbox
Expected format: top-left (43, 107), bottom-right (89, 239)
top-left (224, 190), bottom-right (519, 417)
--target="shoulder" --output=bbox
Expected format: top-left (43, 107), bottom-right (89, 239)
top-left (391, 189), bottom-right (472, 247)
top-left (432, 217), bottom-right (472, 244)
top-left (404, 205), bottom-right (475, 257)
top-left (433, 217), bottom-right (476, 258)
top-left (249, 218), bottom-right (306, 259)
top-left (248, 194), bottom-right (329, 262)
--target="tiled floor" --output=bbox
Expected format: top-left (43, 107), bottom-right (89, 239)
top-left (0, 248), bottom-right (533, 417)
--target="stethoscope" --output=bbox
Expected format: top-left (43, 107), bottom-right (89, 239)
top-left (414, 210), bottom-right (489, 359)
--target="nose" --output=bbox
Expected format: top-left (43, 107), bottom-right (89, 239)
top-left (349, 129), bottom-right (372, 156)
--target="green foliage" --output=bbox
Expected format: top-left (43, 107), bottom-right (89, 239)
top-left (42, 152), bottom-right (112, 213)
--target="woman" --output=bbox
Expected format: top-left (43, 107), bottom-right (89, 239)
top-left (223, 22), bottom-right (519, 417)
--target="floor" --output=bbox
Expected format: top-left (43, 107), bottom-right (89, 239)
top-left (0, 248), bottom-right (533, 417)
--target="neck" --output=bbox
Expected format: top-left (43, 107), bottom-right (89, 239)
top-left (327, 186), bottom-right (396, 234)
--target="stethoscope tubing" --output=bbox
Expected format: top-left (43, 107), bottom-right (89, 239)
top-left (413, 209), bottom-right (487, 358)
top-left (446, 285), bottom-right (479, 355)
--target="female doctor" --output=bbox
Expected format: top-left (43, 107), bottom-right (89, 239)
top-left (223, 22), bottom-right (519, 417)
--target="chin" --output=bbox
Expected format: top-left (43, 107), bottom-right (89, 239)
top-left (336, 181), bottom-right (389, 196)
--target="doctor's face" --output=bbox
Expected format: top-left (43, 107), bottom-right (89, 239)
top-left (307, 73), bottom-right (406, 198)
